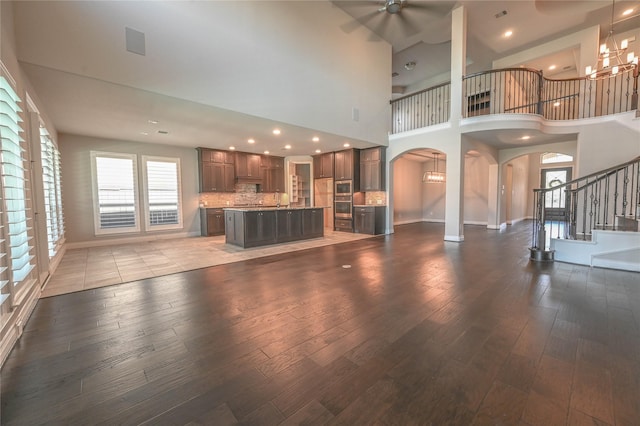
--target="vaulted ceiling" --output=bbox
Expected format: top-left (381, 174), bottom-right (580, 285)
top-left (8, 1), bottom-right (640, 155)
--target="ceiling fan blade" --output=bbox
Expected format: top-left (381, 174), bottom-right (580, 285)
top-left (404, 1), bottom-right (455, 19)
top-left (395, 10), bottom-right (423, 38)
top-left (368, 11), bottom-right (393, 42)
top-left (339, 9), bottom-right (383, 34)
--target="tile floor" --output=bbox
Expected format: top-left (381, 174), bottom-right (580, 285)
top-left (42, 230), bottom-right (374, 298)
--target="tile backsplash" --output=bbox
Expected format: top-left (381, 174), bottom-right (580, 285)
top-left (199, 184), bottom-right (281, 207)
top-left (364, 191), bottom-right (387, 205)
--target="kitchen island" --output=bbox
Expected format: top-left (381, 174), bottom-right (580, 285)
top-left (224, 206), bottom-right (324, 248)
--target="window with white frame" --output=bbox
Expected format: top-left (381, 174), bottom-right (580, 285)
top-left (142, 156), bottom-right (182, 230)
top-left (0, 72), bottom-right (37, 315)
top-left (91, 152), bottom-right (140, 235)
top-left (541, 152), bottom-right (573, 164)
top-left (40, 125), bottom-right (65, 257)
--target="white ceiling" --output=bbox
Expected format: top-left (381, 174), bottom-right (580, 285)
top-left (9, 0), bottom-right (640, 156)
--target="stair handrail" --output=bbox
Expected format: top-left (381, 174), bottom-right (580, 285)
top-left (530, 156), bottom-right (640, 258)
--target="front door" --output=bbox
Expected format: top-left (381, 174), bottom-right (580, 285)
top-left (541, 167), bottom-right (572, 220)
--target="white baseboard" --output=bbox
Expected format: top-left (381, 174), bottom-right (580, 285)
top-left (464, 220), bottom-right (489, 226)
top-left (444, 235), bottom-right (465, 242)
top-left (393, 219), bottom-right (427, 226)
top-left (66, 231), bottom-right (201, 250)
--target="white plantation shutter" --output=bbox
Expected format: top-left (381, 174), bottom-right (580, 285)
top-left (40, 125), bottom-right (65, 257)
top-left (91, 152), bottom-right (140, 234)
top-left (0, 74), bottom-right (37, 315)
top-left (143, 156), bottom-right (182, 229)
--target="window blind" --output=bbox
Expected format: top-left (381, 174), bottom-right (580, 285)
top-left (0, 76), bottom-right (35, 293)
top-left (93, 153), bottom-right (139, 233)
top-left (40, 125), bottom-right (64, 258)
top-left (144, 159), bottom-right (180, 227)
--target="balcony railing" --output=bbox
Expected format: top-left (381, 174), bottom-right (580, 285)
top-left (530, 157), bottom-right (640, 259)
top-left (390, 67), bottom-right (639, 134)
top-left (390, 82), bottom-right (450, 134)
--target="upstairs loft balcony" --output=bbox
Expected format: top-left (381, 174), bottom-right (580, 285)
top-left (390, 67), bottom-right (639, 134)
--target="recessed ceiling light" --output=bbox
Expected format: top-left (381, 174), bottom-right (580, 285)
top-left (140, 132), bottom-right (149, 136)
top-left (229, 146), bottom-right (236, 150)
top-left (248, 138), bottom-right (255, 144)
top-left (284, 144), bottom-right (291, 150)
top-left (315, 149), bottom-right (321, 153)
top-left (622, 8), bottom-right (633, 16)
top-left (273, 129), bottom-right (281, 135)
top-left (504, 30), bottom-right (513, 38)
top-left (148, 119), bottom-right (158, 124)
top-left (343, 143), bottom-right (350, 148)
top-left (521, 135), bottom-right (531, 140)
top-left (548, 65), bottom-right (556, 70)
top-left (404, 61), bottom-right (416, 71)
top-left (312, 136), bottom-right (320, 142)
top-left (264, 150), bottom-right (270, 154)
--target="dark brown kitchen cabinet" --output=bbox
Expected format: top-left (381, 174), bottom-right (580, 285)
top-left (354, 206), bottom-right (386, 235)
top-left (235, 152), bottom-right (262, 181)
top-left (360, 147), bottom-right (386, 191)
top-left (225, 207), bottom-right (324, 248)
top-left (334, 149), bottom-right (360, 190)
top-left (313, 152), bottom-right (334, 179)
top-left (302, 208), bottom-right (324, 238)
top-left (276, 209), bottom-right (303, 242)
top-left (198, 148), bottom-right (235, 192)
top-left (200, 208), bottom-right (225, 236)
top-left (259, 156), bottom-right (285, 193)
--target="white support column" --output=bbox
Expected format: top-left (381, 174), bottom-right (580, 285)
top-left (443, 5), bottom-right (466, 242)
top-left (444, 144), bottom-right (465, 241)
top-left (449, 5), bottom-right (466, 124)
top-left (487, 163), bottom-right (500, 229)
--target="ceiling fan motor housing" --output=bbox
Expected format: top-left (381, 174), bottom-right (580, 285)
top-left (385, 0), bottom-right (404, 14)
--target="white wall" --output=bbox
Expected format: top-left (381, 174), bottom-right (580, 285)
top-left (507, 155), bottom-right (530, 223)
top-left (59, 134), bottom-right (200, 245)
top-left (392, 157), bottom-right (424, 224)
top-left (12, 1), bottom-right (392, 146)
top-left (577, 114), bottom-right (640, 176)
top-left (464, 154), bottom-right (490, 224)
top-left (422, 158), bottom-right (447, 222)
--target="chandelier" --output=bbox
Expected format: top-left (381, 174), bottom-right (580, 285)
top-left (585, 0), bottom-right (638, 80)
top-left (422, 152), bottom-right (445, 184)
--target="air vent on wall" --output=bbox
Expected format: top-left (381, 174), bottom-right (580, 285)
top-left (125, 27), bottom-right (146, 56)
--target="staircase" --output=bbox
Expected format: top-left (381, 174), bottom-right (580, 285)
top-left (530, 157), bottom-right (640, 272)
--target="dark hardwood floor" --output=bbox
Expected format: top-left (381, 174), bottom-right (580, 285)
top-left (2, 222), bottom-right (639, 425)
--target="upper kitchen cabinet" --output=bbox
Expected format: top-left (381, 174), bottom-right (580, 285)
top-left (313, 152), bottom-right (334, 179)
top-left (360, 147), bottom-right (386, 191)
top-left (334, 149), bottom-right (360, 189)
top-left (235, 152), bottom-right (262, 183)
top-left (260, 156), bottom-right (285, 193)
top-left (197, 148), bottom-right (235, 192)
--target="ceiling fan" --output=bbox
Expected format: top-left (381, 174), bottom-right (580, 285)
top-left (379, 0), bottom-right (405, 14)
top-left (336, 1), bottom-right (454, 41)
